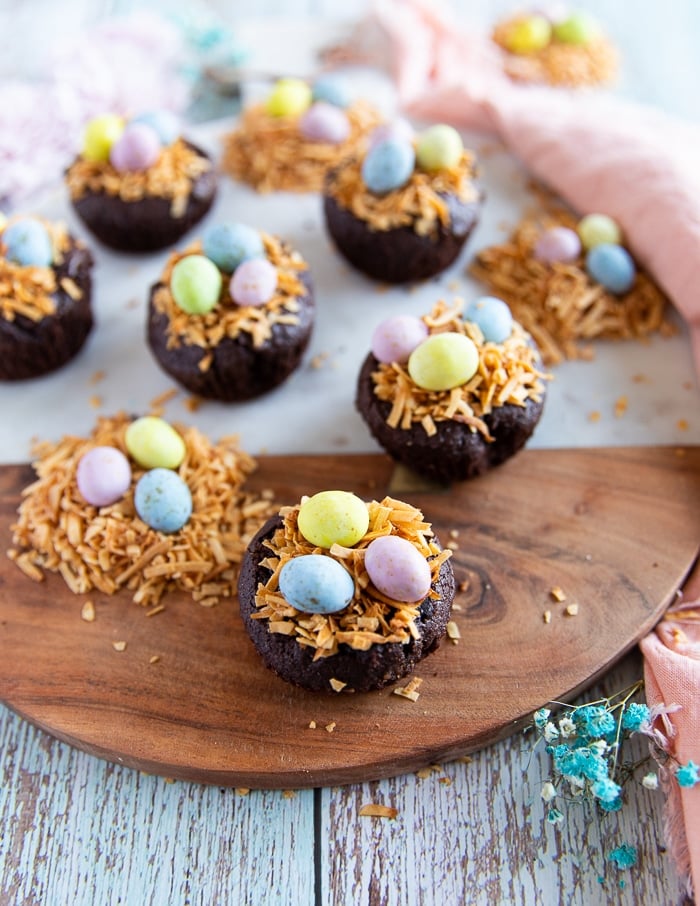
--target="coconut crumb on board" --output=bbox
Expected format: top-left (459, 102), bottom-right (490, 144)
top-left (112, 641), bottom-right (127, 652)
top-left (393, 676), bottom-right (423, 702)
top-left (80, 600), bottom-right (96, 622)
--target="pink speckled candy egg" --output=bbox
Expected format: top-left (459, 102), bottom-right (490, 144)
top-left (230, 258), bottom-right (277, 307)
top-left (299, 101), bottom-right (351, 144)
top-left (533, 226), bottom-right (581, 264)
top-left (371, 315), bottom-right (428, 364)
top-left (369, 118), bottom-right (415, 149)
top-left (109, 122), bottom-right (161, 172)
top-left (76, 446), bottom-right (132, 507)
top-left (364, 535), bottom-right (432, 603)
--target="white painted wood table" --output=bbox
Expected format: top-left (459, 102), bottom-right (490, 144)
top-left (1, 2), bottom-right (698, 905)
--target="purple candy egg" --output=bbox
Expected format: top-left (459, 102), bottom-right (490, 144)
top-left (109, 123), bottom-right (161, 172)
top-left (230, 258), bottom-right (278, 307)
top-left (533, 226), bottom-right (582, 264)
top-left (364, 535), bottom-right (432, 603)
top-left (76, 446), bottom-right (132, 507)
top-left (369, 118), bottom-right (415, 149)
top-left (371, 315), bottom-right (428, 364)
top-left (299, 101), bottom-right (351, 144)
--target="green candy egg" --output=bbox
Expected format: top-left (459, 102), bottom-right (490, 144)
top-left (125, 417), bottom-right (186, 470)
top-left (83, 114), bottom-right (125, 162)
top-left (265, 78), bottom-right (312, 118)
top-left (553, 11), bottom-right (600, 45)
top-left (416, 124), bottom-right (464, 171)
top-left (504, 15), bottom-right (552, 54)
top-left (170, 254), bottom-right (222, 315)
top-left (408, 333), bottom-right (479, 391)
top-left (297, 490), bottom-right (369, 549)
top-left (577, 213), bottom-right (622, 250)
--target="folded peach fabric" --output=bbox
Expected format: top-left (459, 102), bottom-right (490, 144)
top-left (340, 0), bottom-right (700, 896)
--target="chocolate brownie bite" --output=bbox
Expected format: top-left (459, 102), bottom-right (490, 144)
top-left (65, 111), bottom-right (217, 252)
top-left (147, 223), bottom-right (314, 401)
top-left (238, 490), bottom-right (455, 693)
top-left (221, 75), bottom-right (381, 193)
top-left (356, 298), bottom-right (549, 484)
top-left (323, 122), bottom-right (482, 283)
top-left (0, 215), bottom-right (94, 380)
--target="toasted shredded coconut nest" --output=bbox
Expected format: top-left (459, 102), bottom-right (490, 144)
top-left (65, 138), bottom-right (212, 218)
top-left (372, 299), bottom-right (548, 441)
top-left (492, 17), bottom-right (618, 87)
top-left (8, 413), bottom-right (276, 608)
top-left (253, 496), bottom-right (452, 659)
top-left (152, 233), bottom-right (308, 368)
top-left (221, 100), bottom-right (382, 193)
top-left (469, 210), bottom-right (673, 364)
top-left (326, 151), bottom-right (479, 236)
top-left (0, 220), bottom-right (80, 323)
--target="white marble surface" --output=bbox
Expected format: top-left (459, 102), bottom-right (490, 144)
top-left (1, 117), bottom-right (698, 464)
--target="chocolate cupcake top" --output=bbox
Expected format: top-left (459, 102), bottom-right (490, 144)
top-left (325, 122), bottom-right (480, 237)
top-left (252, 491), bottom-right (452, 660)
top-left (221, 75), bottom-right (382, 193)
top-left (66, 110), bottom-right (213, 217)
top-left (369, 298), bottom-right (549, 442)
top-left (0, 216), bottom-right (88, 323)
top-left (151, 224), bottom-right (310, 370)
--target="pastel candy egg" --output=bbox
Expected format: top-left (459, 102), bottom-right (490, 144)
top-left (371, 315), bottom-right (428, 364)
top-left (265, 78), bottom-right (312, 117)
top-left (312, 74), bottom-right (351, 108)
top-left (368, 118), bottom-right (415, 149)
top-left (131, 110), bottom-right (180, 145)
top-left (230, 258), bottom-right (277, 307)
top-left (585, 243), bottom-right (636, 294)
top-left (297, 490), bottom-right (370, 549)
top-left (464, 296), bottom-right (514, 343)
top-left (82, 114), bottom-right (125, 162)
top-left (553, 11), bottom-right (600, 45)
top-left (299, 102), bottom-right (351, 144)
top-left (577, 213), bottom-right (622, 250)
top-left (109, 122), bottom-right (161, 172)
top-left (125, 416), bottom-right (186, 470)
top-left (279, 554), bottom-right (355, 614)
top-left (2, 218), bottom-right (53, 268)
top-left (171, 254), bottom-right (222, 315)
top-left (408, 333), bottom-right (479, 391)
top-left (533, 226), bottom-right (582, 264)
top-left (503, 15), bottom-right (552, 54)
top-left (364, 535), bottom-right (431, 603)
top-left (202, 222), bottom-right (265, 273)
top-left (416, 124), bottom-right (463, 171)
top-left (134, 468), bottom-right (192, 534)
top-left (361, 139), bottom-right (415, 195)
top-left (76, 446), bottom-right (132, 507)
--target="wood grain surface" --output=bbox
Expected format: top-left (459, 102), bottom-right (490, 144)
top-left (0, 446), bottom-right (697, 790)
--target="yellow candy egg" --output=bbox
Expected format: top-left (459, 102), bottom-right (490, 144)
top-left (125, 416), bottom-right (186, 470)
top-left (83, 114), bottom-right (125, 162)
top-left (408, 333), bottom-right (479, 391)
top-left (265, 78), bottom-right (312, 118)
top-left (504, 15), bottom-right (552, 55)
top-left (297, 491), bottom-right (369, 549)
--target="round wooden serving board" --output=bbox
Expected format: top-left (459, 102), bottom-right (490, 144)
top-left (0, 446), bottom-right (698, 788)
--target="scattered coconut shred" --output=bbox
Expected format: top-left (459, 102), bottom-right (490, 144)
top-left (7, 413), bottom-right (276, 608)
top-left (469, 209), bottom-right (673, 365)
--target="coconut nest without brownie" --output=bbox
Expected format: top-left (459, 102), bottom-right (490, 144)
top-left (253, 496), bottom-right (452, 659)
top-left (221, 100), bottom-right (382, 193)
top-left (7, 413), bottom-right (276, 608)
top-left (469, 211), bottom-right (673, 364)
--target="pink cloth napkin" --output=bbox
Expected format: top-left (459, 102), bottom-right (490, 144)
top-left (336, 0), bottom-right (700, 895)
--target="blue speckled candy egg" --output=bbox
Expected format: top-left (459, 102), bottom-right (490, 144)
top-left (76, 446), bottom-right (132, 507)
top-left (134, 468), bottom-right (192, 534)
top-left (202, 222), bottom-right (265, 273)
top-left (464, 296), bottom-right (514, 343)
top-left (361, 139), bottom-right (415, 195)
top-left (312, 74), bottom-right (352, 108)
top-left (371, 315), bottom-right (428, 364)
top-left (131, 110), bottom-right (180, 146)
top-left (279, 554), bottom-right (355, 614)
top-left (585, 243), bottom-right (636, 294)
top-left (364, 535), bottom-right (431, 603)
top-left (3, 218), bottom-right (53, 268)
